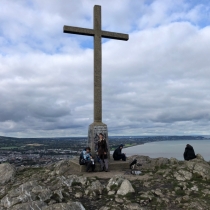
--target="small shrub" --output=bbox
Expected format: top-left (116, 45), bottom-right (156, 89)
top-left (72, 182), bottom-right (82, 187)
top-left (175, 189), bottom-right (185, 196)
top-left (110, 184), bottom-right (118, 191)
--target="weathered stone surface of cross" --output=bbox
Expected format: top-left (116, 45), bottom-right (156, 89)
top-left (64, 5), bottom-right (129, 123)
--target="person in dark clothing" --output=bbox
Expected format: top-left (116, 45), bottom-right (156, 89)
top-left (113, 144), bottom-right (126, 161)
top-left (97, 133), bottom-right (109, 172)
top-left (184, 144), bottom-right (196, 161)
top-left (79, 147), bottom-right (95, 172)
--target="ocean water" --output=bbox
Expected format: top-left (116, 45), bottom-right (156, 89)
top-left (122, 140), bottom-right (210, 161)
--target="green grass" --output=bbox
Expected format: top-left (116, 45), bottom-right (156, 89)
top-left (125, 192), bottom-right (136, 201)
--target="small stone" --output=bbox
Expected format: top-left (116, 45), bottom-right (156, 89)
top-left (182, 195), bottom-right (190, 201)
top-left (115, 197), bottom-right (123, 203)
top-left (202, 189), bottom-right (210, 195)
top-left (124, 203), bottom-right (142, 210)
top-left (162, 197), bottom-right (170, 203)
top-left (108, 191), bottom-right (115, 195)
top-left (75, 192), bottom-right (83, 198)
top-left (153, 189), bottom-right (163, 197)
top-left (191, 185), bottom-right (198, 191)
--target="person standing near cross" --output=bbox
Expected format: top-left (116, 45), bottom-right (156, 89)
top-left (63, 5), bottom-right (129, 157)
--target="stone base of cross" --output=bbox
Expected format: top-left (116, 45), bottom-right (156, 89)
top-left (88, 122), bottom-right (110, 159)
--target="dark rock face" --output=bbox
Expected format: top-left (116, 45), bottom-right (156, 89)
top-left (0, 155), bottom-right (210, 210)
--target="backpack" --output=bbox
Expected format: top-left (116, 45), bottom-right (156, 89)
top-left (79, 150), bottom-right (86, 165)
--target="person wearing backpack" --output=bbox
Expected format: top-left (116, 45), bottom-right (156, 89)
top-left (113, 144), bottom-right (126, 161)
top-left (79, 147), bottom-right (95, 172)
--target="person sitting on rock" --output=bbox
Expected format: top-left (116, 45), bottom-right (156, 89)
top-left (183, 144), bottom-right (196, 161)
top-left (113, 144), bottom-right (126, 161)
top-left (79, 147), bottom-right (95, 172)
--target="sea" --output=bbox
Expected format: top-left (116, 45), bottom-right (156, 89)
top-left (122, 140), bottom-right (210, 161)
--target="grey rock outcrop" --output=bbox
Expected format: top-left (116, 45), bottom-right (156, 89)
top-left (10, 201), bottom-right (47, 210)
top-left (42, 202), bottom-right (85, 210)
top-left (106, 175), bottom-right (124, 191)
top-left (0, 163), bottom-right (16, 185)
top-left (116, 179), bottom-right (135, 195)
top-left (124, 203), bottom-right (145, 210)
top-left (173, 169), bottom-right (192, 181)
top-left (49, 160), bottom-right (71, 176)
top-left (1, 154), bottom-right (210, 210)
top-left (131, 155), bottom-right (169, 171)
top-left (85, 180), bottom-right (104, 196)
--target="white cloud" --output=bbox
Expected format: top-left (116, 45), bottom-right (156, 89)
top-left (1, 0), bottom-right (210, 137)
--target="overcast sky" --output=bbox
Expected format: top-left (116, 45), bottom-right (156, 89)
top-left (1, 0), bottom-right (210, 137)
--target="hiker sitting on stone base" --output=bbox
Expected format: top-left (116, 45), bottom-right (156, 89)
top-left (113, 144), bottom-right (126, 161)
top-left (79, 147), bottom-right (95, 172)
top-left (183, 144), bottom-right (196, 161)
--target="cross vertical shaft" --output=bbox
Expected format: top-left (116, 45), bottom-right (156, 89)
top-left (63, 5), bottom-right (128, 124)
top-left (94, 6), bottom-right (102, 123)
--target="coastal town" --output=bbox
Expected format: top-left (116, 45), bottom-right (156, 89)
top-left (0, 135), bottom-right (206, 167)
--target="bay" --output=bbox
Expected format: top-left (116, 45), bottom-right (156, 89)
top-left (122, 140), bottom-right (210, 161)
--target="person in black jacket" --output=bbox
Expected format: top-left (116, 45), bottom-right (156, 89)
top-left (183, 144), bottom-right (196, 161)
top-left (113, 144), bottom-right (126, 161)
top-left (97, 133), bottom-right (109, 172)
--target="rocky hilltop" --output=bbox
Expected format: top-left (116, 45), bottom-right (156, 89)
top-left (0, 155), bottom-right (210, 210)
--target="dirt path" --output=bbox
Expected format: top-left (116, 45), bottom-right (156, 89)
top-left (70, 169), bottom-right (152, 181)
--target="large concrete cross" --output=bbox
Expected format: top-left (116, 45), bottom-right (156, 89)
top-left (63, 5), bottom-right (129, 123)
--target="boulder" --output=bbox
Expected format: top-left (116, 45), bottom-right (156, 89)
top-left (99, 207), bottom-right (111, 210)
top-left (53, 190), bottom-right (63, 202)
top-left (1, 181), bottom-right (39, 208)
top-left (196, 154), bottom-right (205, 160)
top-left (106, 175), bottom-right (124, 191)
top-left (53, 160), bottom-right (71, 175)
top-left (130, 155), bottom-right (169, 171)
top-left (10, 201), bottom-right (47, 210)
top-left (0, 163), bottom-right (16, 185)
top-left (57, 175), bottom-right (77, 187)
top-left (169, 157), bottom-right (179, 164)
top-left (117, 179), bottom-right (135, 195)
top-left (193, 162), bottom-right (210, 180)
top-left (42, 202), bottom-right (85, 210)
top-left (151, 189), bottom-right (164, 197)
top-left (173, 169), bottom-right (192, 181)
top-left (124, 203), bottom-right (145, 210)
top-left (38, 189), bottom-right (52, 202)
top-left (140, 191), bottom-right (154, 201)
top-left (85, 180), bottom-right (104, 196)
top-left (57, 175), bottom-right (87, 188)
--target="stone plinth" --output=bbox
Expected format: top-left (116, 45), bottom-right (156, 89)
top-left (88, 122), bottom-right (110, 158)
top-left (70, 158), bottom-right (129, 172)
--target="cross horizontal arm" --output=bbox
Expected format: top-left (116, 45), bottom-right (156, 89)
top-left (102, 30), bottom-right (129, 41)
top-left (63, 25), bottom-right (94, 36)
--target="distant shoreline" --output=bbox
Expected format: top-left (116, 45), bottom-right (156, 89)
top-left (110, 138), bottom-right (210, 151)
